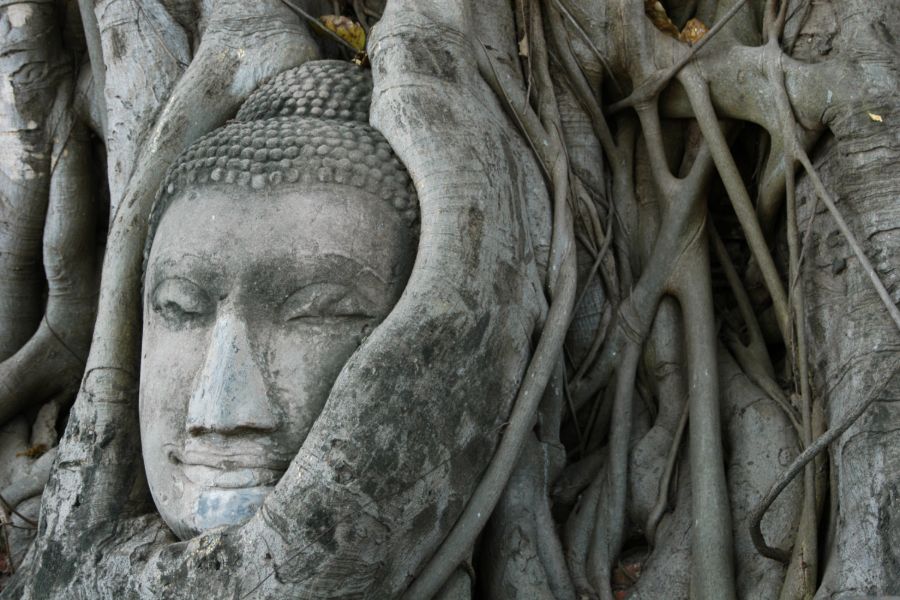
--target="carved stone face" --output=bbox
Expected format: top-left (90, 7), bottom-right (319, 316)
top-left (140, 184), bottom-right (415, 539)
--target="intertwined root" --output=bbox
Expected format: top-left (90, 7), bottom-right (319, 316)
top-left (1, 1), bottom-right (898, 598)
top-left (475, 1), bottom-right (899, 599)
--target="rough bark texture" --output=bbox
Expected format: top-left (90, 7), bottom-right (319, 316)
top-left (0, 0), bottom-right (898, 598)
top-left (0, 1), bottom-right (63, 360)
top-left (798, 3), bottom-right (900, 598)
top-left (797, 3), bottom-right (900, 595)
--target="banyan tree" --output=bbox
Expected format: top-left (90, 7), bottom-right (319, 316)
top-left (0, 0), bottom-right (898, 598)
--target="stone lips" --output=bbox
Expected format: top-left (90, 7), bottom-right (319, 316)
top-left (146, 60), bottom-right (418, 265)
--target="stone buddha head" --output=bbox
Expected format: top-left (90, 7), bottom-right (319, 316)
top-left (140, 60), bottom-right (418, 540)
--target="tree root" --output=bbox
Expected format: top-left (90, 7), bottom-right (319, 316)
top-left (673, 240), bottom-right (737, 600)
top-left (608, 0), bottom-right (749, 114)
top-left (0, 114), bottom-right (96, 426)
top-left (586, 342), bottom-right (639, 600)
top-left (749, 364), bottom-right (898, 563)
top-left (405, 5), bottom-right (578, 595)
top-left (680, 71), bottom-right (790, 341)
top-left (645, 398), bottom-right (688, 544)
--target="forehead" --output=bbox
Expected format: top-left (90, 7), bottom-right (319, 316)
top-left (149, 184), bottom-right (414, 276)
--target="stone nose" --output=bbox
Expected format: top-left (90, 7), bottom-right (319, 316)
top-left (186, 311), bottom-right (278, 435)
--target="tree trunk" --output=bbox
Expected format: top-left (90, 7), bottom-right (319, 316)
top-left (0, 0), bottom-right (898, 598)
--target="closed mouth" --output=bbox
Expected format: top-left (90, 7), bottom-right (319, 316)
top-left (179, 461), bottom-right (284, 488)
top-left (166, 442), bottom-right (292, 489)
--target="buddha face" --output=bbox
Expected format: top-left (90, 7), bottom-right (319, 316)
top-left (140, 184), bottom-right (415, 539)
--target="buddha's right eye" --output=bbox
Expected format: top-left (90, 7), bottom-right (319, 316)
top-left (151, 278), bottom-right (212, 325)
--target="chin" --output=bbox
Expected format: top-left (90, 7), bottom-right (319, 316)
top-left (193, 485), bottom-right (272, 532)
top-left (162, 482), bottom-right (275, 540)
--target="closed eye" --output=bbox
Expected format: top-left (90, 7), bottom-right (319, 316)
top-left (151, 277), bottom-right (212, 325)
top-left (280, 282), bottom-right (376, 323)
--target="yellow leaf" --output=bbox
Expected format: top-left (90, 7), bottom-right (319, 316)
top-left (518, 34), bottom-right (529, 58)
top-left (868, 112), bottom-right (884, 123)
top-left (680, 18), bottom-right (708, 44)
top-left (319, 15), bottom-right (366, 52)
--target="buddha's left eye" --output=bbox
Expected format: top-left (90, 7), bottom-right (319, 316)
top-left (281, 283), bottom-right (375, 323)
top-left (151, 278), bottom-right (212, 325)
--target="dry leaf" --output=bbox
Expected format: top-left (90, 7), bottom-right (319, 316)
top-left (319, 15), bottom-right (366, 52)
top-left (518, 34), bottom-right (529, 57)
top-left (868, 112), bottom-right (884, 122)
top-left (645, 0), bottom-right (680, 38)
top-left (16, 443), bottom-right (48, 458)
top-left (680, 18), bottom-right (708, 44)
top-left (352, 53), bottom-right (369, 68)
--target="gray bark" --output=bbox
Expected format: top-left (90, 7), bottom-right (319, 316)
top-left (0, 0), bottom-right (899, 598)
top-left (797, 3), bottom-right (900, 595)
